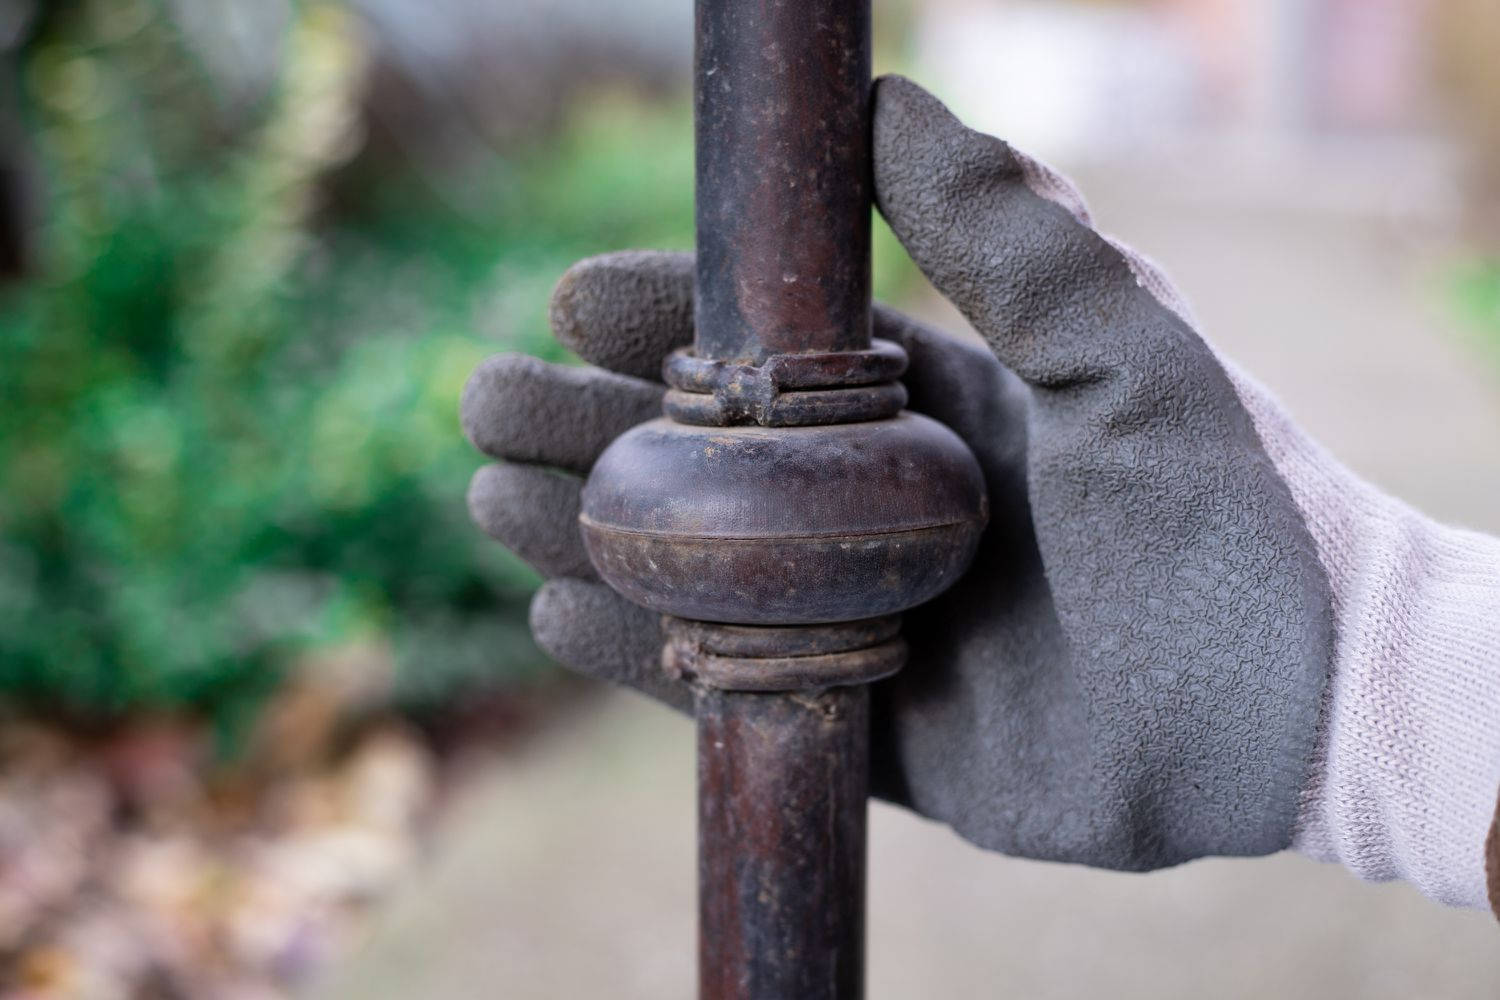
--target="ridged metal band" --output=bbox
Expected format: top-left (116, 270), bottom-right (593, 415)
top-left (662, 615), bottom-right (907, 692)
top-left (661, 339), bottom-right (909, 427)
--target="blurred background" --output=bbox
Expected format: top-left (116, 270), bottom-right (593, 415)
top-left (2, 0), bottom-right (1500, 996)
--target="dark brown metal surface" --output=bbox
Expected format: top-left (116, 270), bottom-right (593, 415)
top-left (698, 686), bottom-right (869, 1000)
top-left (578, 1), bottom-right (987, 996)
top-left (694, 0), bottom-right (872, 363)
top-left (579, 415), bottom-right (987, 625)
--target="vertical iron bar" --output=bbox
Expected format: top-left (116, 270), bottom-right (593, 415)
top-left (582, 0), bottom-right (980, 994)
top-left (692, 2), bottom-right (873, 998)
top-left (698, 688), bottom-right (869, 1000)
top-left (694, 0), bottom-right (872, 363)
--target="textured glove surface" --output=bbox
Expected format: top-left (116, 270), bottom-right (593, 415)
top-left (463, 77), bottom-right (1335, 871)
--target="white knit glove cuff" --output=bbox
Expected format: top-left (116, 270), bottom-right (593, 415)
top-left (1233, 371), bottom-right (1500, 908)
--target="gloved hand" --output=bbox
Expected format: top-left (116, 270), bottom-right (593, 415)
top-left (463, 77), bottom-right (1500, 907)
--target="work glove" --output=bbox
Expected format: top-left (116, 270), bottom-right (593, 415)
top-left (462, 76), bottom-right (1500, 910)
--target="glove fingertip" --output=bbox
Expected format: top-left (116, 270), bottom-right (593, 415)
top-left (530, 580), bottom-right (692, 714)
top-left (872, 74), bottom-right (1020, 255)
top-left (461, 352), bottom-right (663, 471)
top-left (469, 463), bottom-right (595, 581)
top-left (873, 75), bottom-right (1165, 387)
top-left (459, 352), bottom-right (542, 458)
top-left (549, 250), bottom-right (694, 381)
top-left (530, 579), bottom-right (619, 678)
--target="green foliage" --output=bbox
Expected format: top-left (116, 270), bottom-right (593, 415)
top-left (1455, 259), bottom-right (1500, 361)
top-left (0, 3), bottom-right (704, 738)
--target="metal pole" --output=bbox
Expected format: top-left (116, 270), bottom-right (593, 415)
top-left (692, 3), bottom-right (871, 996)
top-left (693, 0), bottom-right (872, 364)
top-left (697, 686), bottom-right (869, 997)
top-left (579, 1), bottom-right (987, 996)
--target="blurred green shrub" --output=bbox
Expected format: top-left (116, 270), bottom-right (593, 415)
top-left (0, 1), bottom-right (702, 742)
top-left (1454, 261), bottom-right (1500, 365)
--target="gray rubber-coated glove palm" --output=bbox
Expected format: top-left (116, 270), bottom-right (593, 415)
top-left (462, 77), bottom-right (1336, 874)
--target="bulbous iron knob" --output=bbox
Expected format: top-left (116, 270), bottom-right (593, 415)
top-left (580, 412), bottom-right (988, 626)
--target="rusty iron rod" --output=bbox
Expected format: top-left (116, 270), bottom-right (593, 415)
top-left (694, 0), bottom-right (872, 363)
top-left (698, 687), bottom-right (869, 998)
top-left (581, 0), bottom-right (983, 994)
top-left (693, 2), bottom-right (872, 997)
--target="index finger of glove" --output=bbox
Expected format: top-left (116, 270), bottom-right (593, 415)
top-left (550, 250), bottom-right (695, 381)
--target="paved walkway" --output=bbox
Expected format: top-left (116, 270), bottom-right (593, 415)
top-left (318, 158), bottom-right (1500, 999)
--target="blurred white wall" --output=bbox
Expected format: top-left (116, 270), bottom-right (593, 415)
top-left (910, 0), bottom-right (1456, 224)
top-left (914, 1), bottom-right (1196, 163)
